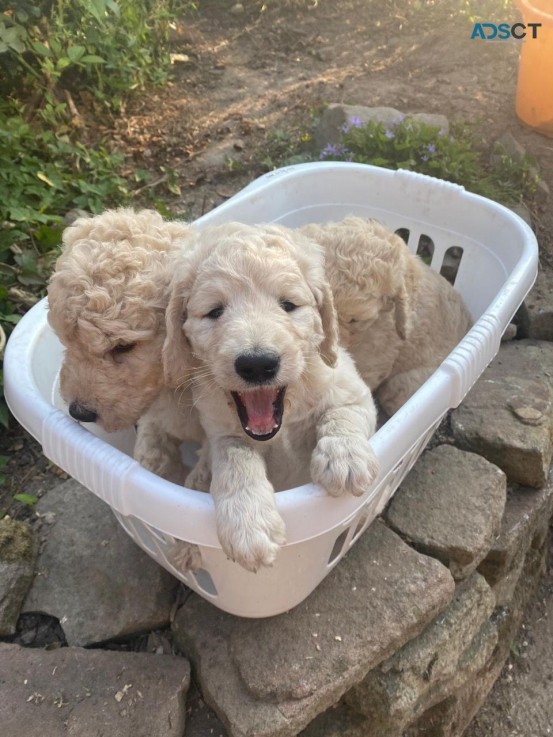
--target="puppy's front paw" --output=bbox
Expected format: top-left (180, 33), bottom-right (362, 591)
top-left (185, 460), bottom-right (212, 492)
top-left (216, 497), bottom-right (286, 573)
top-left (311, 436), bottom-right (379, 497)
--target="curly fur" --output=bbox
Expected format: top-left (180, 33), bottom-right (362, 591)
top-left (301, 217), bottom-right (473, 414)
top-left (47, 208), bottom-right (203, 482)
top-left (163, 222), bottom-right (379, 572)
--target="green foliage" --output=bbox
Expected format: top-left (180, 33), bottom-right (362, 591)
top-left (0, 97), bottom-right (132, 426)
top-left (319, 116), bottom-right (539, 205)
top-left (13, 493), bottom-right (39, 507)
top-left (261, 128), bottom-right (315, 170)
top-left (0, 1), bottom-right (192, 108)
top-left (458, 0), bottom-right (513, 23)
top-left (0, 0), bottom-right (195, 425)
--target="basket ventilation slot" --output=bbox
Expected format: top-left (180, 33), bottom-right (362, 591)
top-left (416, 235), bottom-right (435, 265)
top-left (327, 529), bottom-right (349, 565)
top-left (440, 246), bottom-right (464, 285)
top-left (351, 510), bottom-right (371, 543)
top-left (395, 227), bottom-right (410, 245)
top-left (192, 569), bottom-right (218, 597)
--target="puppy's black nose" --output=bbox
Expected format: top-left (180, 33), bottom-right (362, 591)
top-left (69, 401), bottom-right (98, 423)
top-left (234, 352), bottom-right (280, 384)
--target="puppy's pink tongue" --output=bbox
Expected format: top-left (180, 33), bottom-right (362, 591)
top-left (240, 388), bottom-right (278, 435)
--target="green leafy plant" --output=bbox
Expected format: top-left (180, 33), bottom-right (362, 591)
top-left (319, 115), bottom-right (539, 204)
top-left (0, 1), bottom-right (193, 109)
top-left (13, 492), bottom-right (39, 507)
top-left (261, 128), bottom-right (315, 170)
top-left (0, 98), bottom-right (132, 426)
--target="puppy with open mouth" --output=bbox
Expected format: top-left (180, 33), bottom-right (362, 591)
top-left (163, 222), bottom-right (379, 572)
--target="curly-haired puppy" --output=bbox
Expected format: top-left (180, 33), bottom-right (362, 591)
top-left (301, 217), bottom-right (473, 415)
top-left (163, 222), bottom-right (379, 572)
top-left (47, 208), bottom-right (203, 483)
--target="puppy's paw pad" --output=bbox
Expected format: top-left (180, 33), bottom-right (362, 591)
top-left (311, 437), bottom-right (379, 497)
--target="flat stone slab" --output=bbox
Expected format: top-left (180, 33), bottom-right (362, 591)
top-left (0, 643), bottom-right (190, 737)
top-left (478, 473), bottom-right (553, 589)
top-left (451, 340), bottom-right (553, 488)
top-left (345, 573), bottom-right (497, 732)
top-left (386, 445), bottom-right (506, 579)
top-left (23, 479), bottom-right (178, 646)
top-left (173, 521), bottom-right (455, 737)
top-left (0, 518), bottom-right (37, 636)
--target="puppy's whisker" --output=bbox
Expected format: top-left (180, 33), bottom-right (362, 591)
top-left (190, 380), bottom-right (219, 410)
top-left (175, 367), bottom-right (216, 394)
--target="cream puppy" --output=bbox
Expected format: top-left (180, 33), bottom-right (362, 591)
top-left (163, 222), bottom-right (379, 572)
top-left (302, 217), bottom-right (473, 415)
top-left (47, 208), bottom-right (203, 483)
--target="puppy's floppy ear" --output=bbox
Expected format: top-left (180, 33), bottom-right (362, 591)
top-left (392, 283), bottom-right (411, 340)
top-left (294, 230), bottom-right (340, 368)
top-left (162, 270), bottom-right (194, 388)
top-left (315, 278), bottom-right (340, 368)
top-left (392, 254), bottom-right (418, 340)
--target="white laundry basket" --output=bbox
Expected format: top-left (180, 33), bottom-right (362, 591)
top-left (4, 163), bottom-right (538, 617)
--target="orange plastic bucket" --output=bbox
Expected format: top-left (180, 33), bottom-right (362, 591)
top-left (515, 0), bottom-right (553, 136)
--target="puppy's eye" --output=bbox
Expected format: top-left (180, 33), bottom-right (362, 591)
top-left (280, 300), bottom-right (298, 313)
top-left (111, 342), bottom-right (137, 356)
top-left (205, 305), bottom-right (224, 320)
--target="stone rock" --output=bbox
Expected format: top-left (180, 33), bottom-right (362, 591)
top-left (299, 704), bottom-right (369, 737)
top-left (23, 479), bottom-right (178, 646)
top-left (314, 104), bottom-right (404, 147)
top-left (409, 112), bottom-right (450, 132)
top-left (194, 140), bottom-right (242, 173)
top-left (173, 521), bottom-right (454, 737)
top-left (386, 445), bottom-right (506, 579)
top-left (494, 132), bottom-right (527, 163)
top-left (301, 527), bottom-right (549, 737)
top-left (314, 104), bottom-right (449, 148)
top-left (185, 684), bottom-right (228, 737)
top-left (405, 533), bottom-right (548, 737)
top-left (526, 268), bottom-right (553, 341)
top-left (345, 573), bottom-right (497, 732)
top-left (451, 340), bottom-right (553, 488)
top-left (478, 474), bottom-right (553, 588)
top-left (0, 643), bottom-right (190, 737)
top-left (0, 517), bottom-right (37, 636)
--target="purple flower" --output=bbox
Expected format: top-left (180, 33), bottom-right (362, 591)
top-left (421, 155), bottom-right (429, 162)
top-left (320, 143), bottom-right (351, 160)
top-left (438, 128), bottom-right (447, 137)
top-left (385, 130), bottom-right (395, 140)
top-left (427, 143), bottom-right (436, 154)
top-left (393, 114), bottom-right (406, 125)
top-left (341, 116), bottom-right (364, 134)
